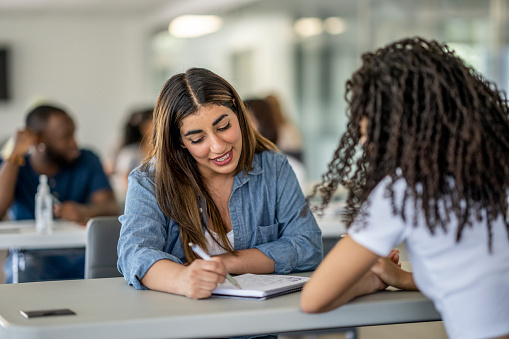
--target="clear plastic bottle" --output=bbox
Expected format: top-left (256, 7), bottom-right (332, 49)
top-left (35, 174), bottom-right (53, 234)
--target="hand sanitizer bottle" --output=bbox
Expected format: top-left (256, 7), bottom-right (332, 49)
top-left (35, 174), bottom-right (53, 234)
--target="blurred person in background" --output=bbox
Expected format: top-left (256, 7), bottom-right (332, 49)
top-left (244, 98), bottom-right (306, 191)
top-left (0, 104), bottom-right (118, 283)
top-left (265, 94), bottom-right (304, 162)
top-left (112, 108), bottom-right (154, 204)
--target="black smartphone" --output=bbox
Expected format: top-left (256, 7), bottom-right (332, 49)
top-left (20, 308), bottom-right (76, 319)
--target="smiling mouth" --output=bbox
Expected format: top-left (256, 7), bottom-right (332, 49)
top-left (212, 150), bottom-right (231, 162)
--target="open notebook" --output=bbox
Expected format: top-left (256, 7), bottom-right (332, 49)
top-left (212, 273), bottom-right (310, 300)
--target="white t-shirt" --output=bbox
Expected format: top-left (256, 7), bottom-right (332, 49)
top-left (348, 177), bottom-right (509, 339)
top-left (204, 229), bottom-right (234, 256)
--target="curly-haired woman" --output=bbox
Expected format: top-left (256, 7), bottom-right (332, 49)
top-left (301, 38), bottom-right (509, 339)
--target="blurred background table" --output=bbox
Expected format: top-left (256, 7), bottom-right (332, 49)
top-left (0, 219), bottom-right (86, 283)
top-left (0, 219), bottom-right (86, 250)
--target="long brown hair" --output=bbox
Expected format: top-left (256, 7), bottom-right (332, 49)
top-left (310, 37), bottom-right (509, 251)
top-left (144, 68), bottom-right (275, 262)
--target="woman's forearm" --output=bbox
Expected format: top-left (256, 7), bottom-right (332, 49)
top-left (140, 259), bottom-right (187, 294)
top-left (216, 248), bottom-right (275, 274)
top-left (300, 236), bottom-right (380, 313)
top-left (302, 270), bottom-right (385, 313)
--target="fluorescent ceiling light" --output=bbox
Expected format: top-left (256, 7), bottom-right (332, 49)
top-left (169, 15), bottom-right (223, 38)
top-left (294, 17), bottom-right (323, 38)
top-left (324, 17), bottom-right (347, 35)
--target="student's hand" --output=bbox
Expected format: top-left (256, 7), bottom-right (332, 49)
top-left (12, 129), bottom-right (37, 157)
top-left (365, 269), bottom-right (389, 292)
top-left (54, 202), bottom-right (90, 224)
top-left (387, 249), bottom-right (401, 267)
top-left (370, 257), bottom-right (417, 291)
top-left (179, 257), bottom-right (227, 299)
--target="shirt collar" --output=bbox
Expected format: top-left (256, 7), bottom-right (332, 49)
top-left (233, 153), bottom-right (263, 189)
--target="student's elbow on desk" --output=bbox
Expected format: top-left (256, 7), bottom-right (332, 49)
top-left (300, 283), bottom-right (336, 313)
top-left (0, 196), bottom-right (13, 219)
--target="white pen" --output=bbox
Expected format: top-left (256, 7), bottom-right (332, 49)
top-left (188, 242), bottom-right (242, 289)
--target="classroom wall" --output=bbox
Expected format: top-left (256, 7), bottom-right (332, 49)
top-left (153, 12), bottom-right (297, 118)
top-left (0, 14), bottom-right (155, 161)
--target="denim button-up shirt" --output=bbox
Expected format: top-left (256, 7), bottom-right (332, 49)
top-left (117, 150), bottom-right (323, 290)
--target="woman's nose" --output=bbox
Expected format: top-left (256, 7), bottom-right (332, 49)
top-left (209, 134), bottom-right (226, 153)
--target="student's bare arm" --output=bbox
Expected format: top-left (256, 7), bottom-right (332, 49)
top-left (301, 236), bottom-right (383, 313)
top-left (55, 189), bottom-right (118, 223)
top-left (0, 130), bottom-right (36, 218)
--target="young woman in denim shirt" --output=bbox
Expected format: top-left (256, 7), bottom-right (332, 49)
top-left (117, 68), bottom-right (327, 300)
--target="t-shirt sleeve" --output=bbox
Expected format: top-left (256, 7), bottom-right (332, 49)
top-left (348, 178), bottom-right (409, 256)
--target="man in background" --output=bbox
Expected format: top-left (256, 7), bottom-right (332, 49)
top-left (0, 104), bottom-right (119, 283)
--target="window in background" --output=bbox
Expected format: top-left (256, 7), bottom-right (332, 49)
top-left (149, 0), bottom-right (509, 184)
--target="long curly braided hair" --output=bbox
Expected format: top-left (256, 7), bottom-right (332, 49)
top-left (309, 37), bottom-right (509, 250)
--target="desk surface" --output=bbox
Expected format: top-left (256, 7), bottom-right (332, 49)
top-left (0, 277), bottom-right (440, 339)
top-left (0, 220), bottom-right (86, 250)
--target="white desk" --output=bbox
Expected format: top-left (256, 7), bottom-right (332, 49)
top-left (0, 277), bottom-right (441, 339)
top-left (0, 220), bottom-right (86, 250)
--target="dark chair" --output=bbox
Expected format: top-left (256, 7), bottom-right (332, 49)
top-left (85, 216), bottom-right (123, 279)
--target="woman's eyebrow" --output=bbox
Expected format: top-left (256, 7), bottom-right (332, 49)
top-left (212, 114), bottom-right (228, 126)
top-left (184, 114), bottom-right (229, 136)
top-left (184, 129), bottom-right (201, 137)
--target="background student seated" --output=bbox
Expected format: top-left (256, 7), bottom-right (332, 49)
top-left (244, 97), bottom-right (307, 191)
top-left (110, 107), bottom-right (154, 206)
top-left (0, 104), bottom-right (119, 283)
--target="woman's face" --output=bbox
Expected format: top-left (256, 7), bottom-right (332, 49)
top-left (180, 105), bottom-right (243, 180)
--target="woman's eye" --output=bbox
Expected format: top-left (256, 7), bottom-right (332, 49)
top-left (218, 122), bottom-right (231, 132)
top-left (191, 138), bottom-right (204, 144)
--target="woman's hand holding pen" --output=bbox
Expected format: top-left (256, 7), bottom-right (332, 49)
top-left (178, 257), bottom-right (227, 299)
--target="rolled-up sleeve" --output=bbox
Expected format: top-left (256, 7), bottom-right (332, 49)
top-left (254, 155), bottom-right (323, 273)
top-left (117, 169), bottom-right (183, 290)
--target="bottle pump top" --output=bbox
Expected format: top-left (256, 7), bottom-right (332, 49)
top-left (38, 174), bottom-right (49, 192)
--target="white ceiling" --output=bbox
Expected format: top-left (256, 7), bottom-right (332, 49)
top-left (0, 0), bottom-right (261, 17)
top-left (0, 0), bottom-right (495, 18)
top-left (0, 0), bottom-right (174, 15)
